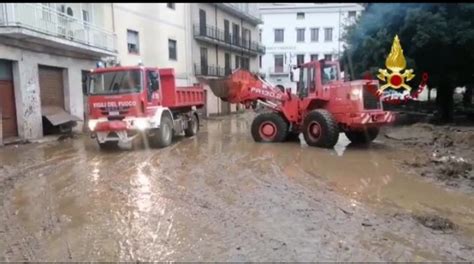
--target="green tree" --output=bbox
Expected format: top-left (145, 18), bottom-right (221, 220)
top-left (342, 3), bottom-right (474, 122)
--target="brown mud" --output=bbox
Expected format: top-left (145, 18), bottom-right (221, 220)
top-left (0, 112), bottom-right (473, 261)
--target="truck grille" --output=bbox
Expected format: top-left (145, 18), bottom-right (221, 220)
top-left (99, 106), bottom-right (131, 116)
top-left (363, 85), bottom-right (381, 110)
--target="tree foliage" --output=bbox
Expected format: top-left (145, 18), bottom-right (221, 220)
top-left (342, 4), bottom-right (474, 121)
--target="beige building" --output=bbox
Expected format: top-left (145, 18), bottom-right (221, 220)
top-left (111, 3), bottom-right (192, 86)
top-left (0, 3), bottom-right (116, 144)
top-left (190, 3), bottom-right (265, 116)
top-left (111, 3), bottom-right (265, 117)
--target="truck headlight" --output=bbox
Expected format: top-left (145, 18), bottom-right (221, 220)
top-left (134, 119), bottom-right (150, 131)
top-left (350, 88), bottom-right (361, 100)
top-left (88, 120), bottom-right (99, 131)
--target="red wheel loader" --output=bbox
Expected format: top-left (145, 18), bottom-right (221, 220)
top-left (208, 59), bottom-right (396, 148)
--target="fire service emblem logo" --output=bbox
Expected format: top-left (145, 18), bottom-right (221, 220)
top-left (365, 35), bottom-right (428, 104)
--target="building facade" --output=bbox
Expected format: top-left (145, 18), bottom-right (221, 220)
top-left (111, 3), bottom-right (191, 86)
top-left (190, 3), bottom-right (265, 116)
top-left (258, 3), bottom-right (364, 93)
top-left (0, 3), bottom-right (116, 143)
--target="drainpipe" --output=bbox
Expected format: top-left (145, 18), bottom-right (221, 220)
top-left (215, 4), bottom-right (218, 70)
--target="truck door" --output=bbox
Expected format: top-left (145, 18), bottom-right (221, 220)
top-left (146, 69), bottom-right (160, 106)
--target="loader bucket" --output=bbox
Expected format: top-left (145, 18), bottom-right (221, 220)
top-left (208, 78), bottom-right (231, 100)
top-left (207, 69), bottom-right (258, 102)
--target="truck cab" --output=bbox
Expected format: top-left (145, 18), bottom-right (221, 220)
top-left (87, 66), bottom-right (204, 150)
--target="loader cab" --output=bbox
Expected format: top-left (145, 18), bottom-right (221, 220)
top-left (295, 60), bottom-right (341, 99)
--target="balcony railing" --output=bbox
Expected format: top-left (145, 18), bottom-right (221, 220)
top-left (194, 64), bottom-right (226, 77)
top-left (269, 67), bottom-right (290, 75)
top-left (0, 3), bottom-right (116, 53)
top-left (194, 63), bottom-right (259, 77)
top-left (193, 24), bottom-right (265, 55)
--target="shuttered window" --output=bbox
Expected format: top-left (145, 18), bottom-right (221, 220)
top-left (127, 29), bottom-right (139, 54)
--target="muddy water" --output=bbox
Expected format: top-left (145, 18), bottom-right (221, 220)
top-left (0, 113), bottom-right (473, 261)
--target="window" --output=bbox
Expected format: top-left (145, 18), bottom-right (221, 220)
top-left (89, 70), bottom-right (142, 95)
top-left (296, 28), bottom-right (305, 42)
top-left (324, 28), bottom-right (333, 42)
top-left (167, 3), bottom-right (175, 9)
top-left (66, 7), bottom-right (73, 17)
top-left (310, 28), bottom-right (319, 42)
top-left (348, 11), bottom-right (356, 19)
top-left (127, 29), bottom-right (139, 54)
top-left (235, 55), bottom-right (240, 69)
top-left (297, 12), bottom-right (305, 19)
top-left (297, 54), bottom-right (305, 66)
top-left (259, 56), bottom-right (262, 68)
top-left (324, 54), bottom-right (332, 61)
top-left (274, 55), bottom-right (284, 73)
top-left (274, 29), bottom-right (284, 43)
top-left (310, 54), bottom-right (318, 61)
top-left (41, 3), bottom-right (52, 21)
top-left (82, 10), bottom-right (89, 22)
top-left (168, 39), bottom-right (177, 60)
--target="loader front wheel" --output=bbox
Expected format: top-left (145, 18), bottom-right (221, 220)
top-left (251, 112), bottom-right (288, 143)
top-left (303, 109), bottom-right (339, 148)
top-left (344, 127), bottom-right (379, 144)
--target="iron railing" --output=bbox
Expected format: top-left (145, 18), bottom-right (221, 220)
top-left (193, 24), bottom-right (265, 55)
top-left (194, 64), bottom-right (226, 77)
top-left (0, 3), bottom-right (116, 53)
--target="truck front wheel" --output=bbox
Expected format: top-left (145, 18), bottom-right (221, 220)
top-left (151, 114), bottom-right (173, 148)
top-left (302, 109), bottom-right (339, 148)
top-left (184, 113), bottom-right (199, 137)
top-left (344, 127), bottom-right (379, 144)
top-left (251, 112), bottom-right (288, 143)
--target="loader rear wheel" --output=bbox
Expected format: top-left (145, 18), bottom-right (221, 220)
top-left (151, 114), bottom-right (173, 148)
top-left (344, 127), bottom-right (379, 144)
top-left (184, 113), bottom-right (199, 137)
top-left (251, 112), bottom-right (288, 143)
top-left (303, 109), bottom-right (339, 148)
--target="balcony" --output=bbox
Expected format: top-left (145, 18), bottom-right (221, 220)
top-left (214, 4), bottom-right (262, 25)
top-left (0, 3), bottom-right (117, 58)
top-left (193, 24), bottom-right (265, 56)
top-left (194, 64), bottom-right (227, 77)
top-left (268, 66), bottom-right (290, 76)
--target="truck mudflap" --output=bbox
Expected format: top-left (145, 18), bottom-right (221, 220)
top-left (347, 111), bottom-right (397, 128)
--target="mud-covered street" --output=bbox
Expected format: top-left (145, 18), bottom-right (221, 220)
top-left (0, 113), bottom-right (473, 261)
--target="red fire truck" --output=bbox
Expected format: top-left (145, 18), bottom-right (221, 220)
top-left (87, 66), bottom-right (204, 150)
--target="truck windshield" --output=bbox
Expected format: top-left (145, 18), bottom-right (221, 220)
top-left (321, 64), bottom-right (339, 84)
top-left (89, 70), bottom-right (142, 95)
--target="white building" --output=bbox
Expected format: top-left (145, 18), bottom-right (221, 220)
top-left (258, 3), bottom-right (364, 93)
top-left (0, 3), bottom-right (116, 143)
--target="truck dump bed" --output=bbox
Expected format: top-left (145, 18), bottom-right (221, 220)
top-left (159, 68), bottom-right (205, 109)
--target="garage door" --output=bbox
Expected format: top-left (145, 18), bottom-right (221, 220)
top-left (39, 65), bottom-right (64, 108)
top-left (0, 60), bottom-right (18, 138)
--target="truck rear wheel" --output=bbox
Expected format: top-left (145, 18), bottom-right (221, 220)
top-left (302, 109), bottom-right (339, 148)
top-left (151, 114), bottom-right (173, 148)
top-left (251, 112), bottom-right (288, 143)
top-left (184, 113), bottom-right (199, 137)
top-left (344, 127), bottom-right (379, 144)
